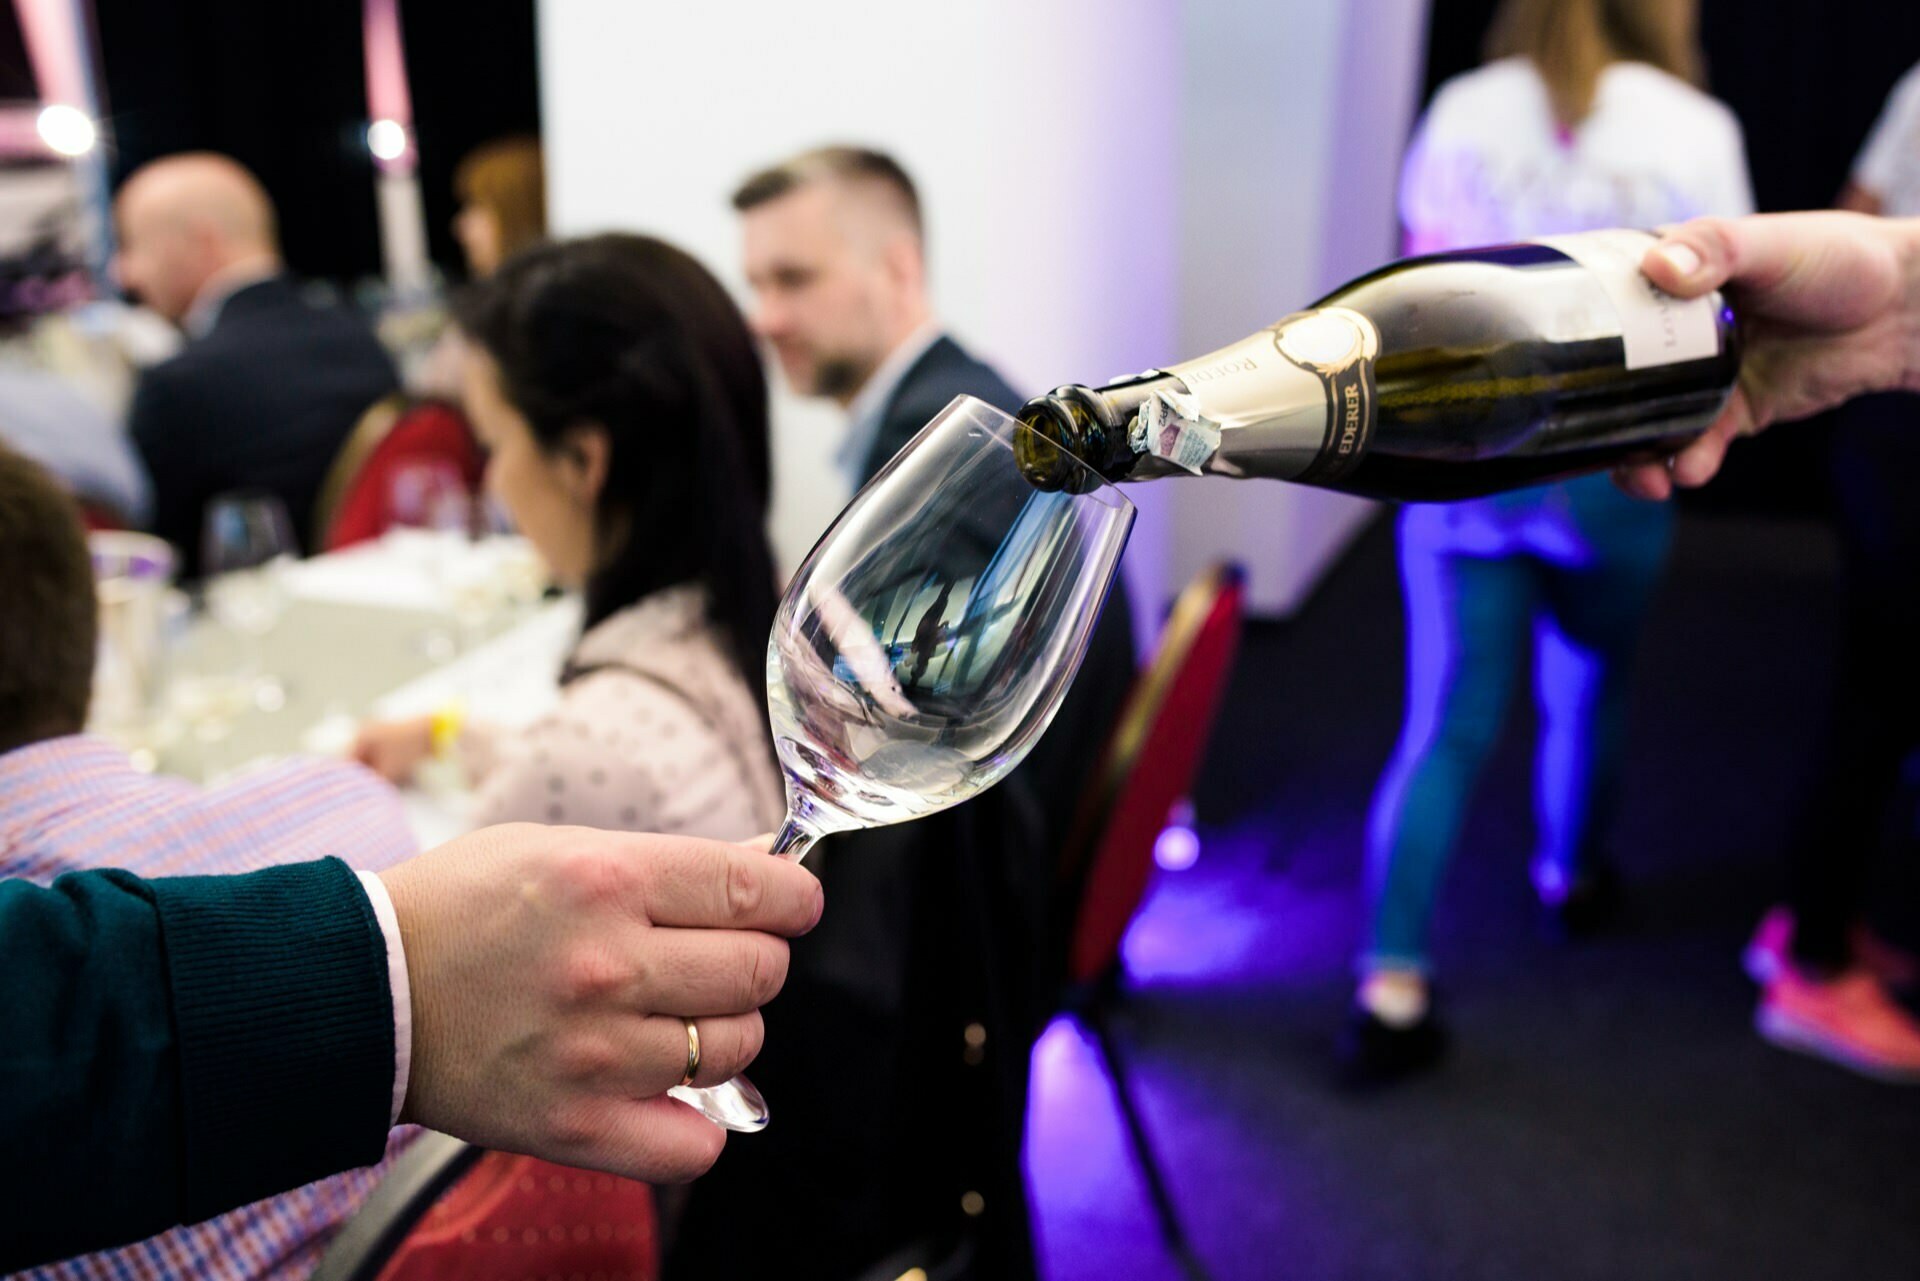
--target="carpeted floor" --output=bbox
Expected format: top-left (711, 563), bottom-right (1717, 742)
top-left (1025, 509), bottom-right (1920, 1281)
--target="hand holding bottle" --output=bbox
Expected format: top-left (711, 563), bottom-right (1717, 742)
top-left (1618, 212), bottom-right (1920, 500)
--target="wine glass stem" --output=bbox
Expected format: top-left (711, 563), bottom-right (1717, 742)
top-left (768, 816), bottom-right (821, 863)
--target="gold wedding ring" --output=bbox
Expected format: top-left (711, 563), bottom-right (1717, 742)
top-left (679, 1017), bottom-right (701, 1087)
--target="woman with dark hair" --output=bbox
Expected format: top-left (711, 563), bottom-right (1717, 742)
top-left (355, 234), bottom-right (782, 840)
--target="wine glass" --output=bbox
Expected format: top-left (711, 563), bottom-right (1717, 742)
top-left (201, 491), bottom-right (297, 711)
top-left (667, 394), bottom-right (1135, 1131)
top-left (388, 459), bottom-right (474, 536)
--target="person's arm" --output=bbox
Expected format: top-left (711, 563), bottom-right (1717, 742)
top-left (0, 858), bottom-right (395, 1270)
top-left (1617, 212), bottom-right (1920, 500)
top-left (1, 824), bottom-right (821, 1272)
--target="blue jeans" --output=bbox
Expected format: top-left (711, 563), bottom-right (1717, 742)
top-left (1362, 474), bottom-right (1673, 974)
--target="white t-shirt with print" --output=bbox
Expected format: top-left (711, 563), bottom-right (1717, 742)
top-left (1853, 61), bottom-right (1920, 217)
top-left (1400, 58), bottom-right (1755, 250)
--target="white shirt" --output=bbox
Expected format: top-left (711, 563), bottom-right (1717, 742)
top-left (836, 322), bottom-right (943, 491)
top-left (1853, 61), bottom-right (1920, 217)
top-left (1400, 58), bottom-right (1755, 249)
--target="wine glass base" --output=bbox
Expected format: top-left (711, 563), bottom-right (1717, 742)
top-left (668, 1073), bottom-right (771, 1132)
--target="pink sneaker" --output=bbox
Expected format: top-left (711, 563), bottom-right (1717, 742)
top-left (1742, 906), bottom-right (1920, 989)
top-left (1756, 967), bottom-right (1920, 1084)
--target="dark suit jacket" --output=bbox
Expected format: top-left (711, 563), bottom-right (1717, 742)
top-left (0, 858), bottom-right (394, 1270)
top-left (131, 277), bottom-right (399, 576)
top-left (667, 337), bottom-right (1138, 1281)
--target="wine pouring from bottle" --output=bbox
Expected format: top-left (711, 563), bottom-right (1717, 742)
top-left (1015, 229), bottom-right (1739, 502)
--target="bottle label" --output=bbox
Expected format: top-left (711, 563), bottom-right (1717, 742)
top-left (1275, 308), bottom-right (1379, 485)
top-left (1159, 306), bottom-right (1380, 482)
top-left (1533, 229), bottom-right (1722, 370)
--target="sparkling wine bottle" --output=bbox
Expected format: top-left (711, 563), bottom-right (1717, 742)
top-left (1014, 229), bottom-right (1739, 501)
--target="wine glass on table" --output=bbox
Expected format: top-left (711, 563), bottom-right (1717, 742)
top-left (667, 394), bottom-right (1134, 1131)
top-left (201, 490), bottom-right (298, 712)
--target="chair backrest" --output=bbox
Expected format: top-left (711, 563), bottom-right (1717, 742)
top-left (312, 1136), bottom-right (658, 1281)
top-left (316, 397), bottom-right (487, 551)
top-left (313, 393), bottom-right (408, 547)
top-left (1056, 563), bottom-right (1246, 988)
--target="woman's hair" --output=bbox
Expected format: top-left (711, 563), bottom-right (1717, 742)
top-left (1485, 0), bottom-right (1702, 129)
top-left (459, 233), bottom-right (777, 706)
top-left (453, 136), bottom-right (547, 265)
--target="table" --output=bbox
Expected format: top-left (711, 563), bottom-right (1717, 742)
top-left (109, 534), bottom-right (579, 848)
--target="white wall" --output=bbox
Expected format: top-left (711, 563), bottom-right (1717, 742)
top-left (539, 0), bottom-right (1429, 625)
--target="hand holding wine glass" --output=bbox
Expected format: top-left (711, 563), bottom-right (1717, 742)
top-left (667, 395), bottom-right (1134, 1130)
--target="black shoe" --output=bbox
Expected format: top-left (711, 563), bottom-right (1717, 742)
top-left (1337, 1003), bottom-right (1448, 1088)
top-left (1538, 862), bottom-right (1623, 941)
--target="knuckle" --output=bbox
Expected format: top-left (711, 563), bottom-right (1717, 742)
top-left (553, 845), bottom-right (624, 909)
top-left (747, 938), bottom-right (788, 1007)
top-left (731, 1012), bottom-right (766, 1075)
top-left (553, 945), bottom-right (629, 1007)
top-left (554, 1034), bottom-right (617, 1083)
top-left (1693, 217), bottom-right (1736, 269)
top-left (723, 854), bottom-right (764, 922)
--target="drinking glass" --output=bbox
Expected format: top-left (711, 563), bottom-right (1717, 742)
top-left (201, 491), bottom-right (297, 710)
top-left (668, 394), bottom-right (1134, 1130)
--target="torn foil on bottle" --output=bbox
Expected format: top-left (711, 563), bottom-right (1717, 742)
top-left (1134, 391), bottom-right (1222, 475)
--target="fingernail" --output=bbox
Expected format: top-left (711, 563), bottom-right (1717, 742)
top-left (1656, 243), bottom-right (1702, 277)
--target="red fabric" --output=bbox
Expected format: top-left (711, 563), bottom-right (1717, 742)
top-left (1068, 574), bottom-right (1245, 985)
top-left (374, 1154), bottom-right (658, 1281)
top-left (78, 503), bottom-right (126, 532)
top-left (323, 401), bottom-right (487, 552)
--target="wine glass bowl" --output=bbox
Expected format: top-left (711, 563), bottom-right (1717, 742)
top-left (769, 395), bottom-right (1133, 843)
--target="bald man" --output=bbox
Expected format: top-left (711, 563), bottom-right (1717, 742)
top-left (117, 153), bottom-right (398, 575)
top-left (701, 145), bottom-right (1137, 1281)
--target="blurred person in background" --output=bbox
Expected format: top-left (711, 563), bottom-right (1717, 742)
top-left (1345, 0), bottom-right (1754, 1084)
top-left (452, 135), bottom-right (547, 280)
top-left (336, 135), bottom-right (552, 543)
top-left (353, 232), bottom-right (782, 840)
top-left (1737, 61), bottom-right (1920, 1082)
top-left (0, 322), bottom-right (148, 525)
top-left (0, 217), bottom-right (153, 525)
top-left (685, 144), bottom-right (1141, 1280)
top-left (115, 153), bottom-right (398, 573)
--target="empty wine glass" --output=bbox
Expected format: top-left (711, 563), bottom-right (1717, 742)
top-left (201, 490), bottom-right (297, 711)
top-left (667, 394), bottom-right (1134, 1131)
top-left (388, 459), bottom-right (474, 536)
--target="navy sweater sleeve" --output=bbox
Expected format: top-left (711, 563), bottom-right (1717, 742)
top-left (0, 857), bottom-right (395, 1269)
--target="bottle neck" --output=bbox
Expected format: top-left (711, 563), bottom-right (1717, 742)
top-left (1015, 373), bottom-right (1181, 491)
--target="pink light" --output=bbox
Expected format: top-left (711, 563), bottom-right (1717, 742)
top-left (14, 0), bottom-right (90, 110)
top-left (362, 0), bottom-right (416, 173)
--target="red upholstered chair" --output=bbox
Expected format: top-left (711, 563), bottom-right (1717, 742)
top-left (1052, 562), bottom-right (1246, 1281)
top-left (315, 396), bottom-right (488, 552)
top-left (310, 1135), bottom-right (658, 1281)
